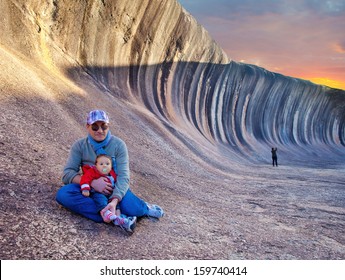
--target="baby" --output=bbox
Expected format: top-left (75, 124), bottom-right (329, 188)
top-left (80, 154), bottom-right (136, 232)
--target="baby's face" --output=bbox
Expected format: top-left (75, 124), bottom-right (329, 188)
top-left (96, 156), bottom-right (112, 175)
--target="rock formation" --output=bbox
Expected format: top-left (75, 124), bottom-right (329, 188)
top-left (0, 0), bottom-right (344, 259)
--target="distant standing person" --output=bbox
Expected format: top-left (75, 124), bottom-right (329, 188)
top-left (271, 147), bottom-right (278, 167)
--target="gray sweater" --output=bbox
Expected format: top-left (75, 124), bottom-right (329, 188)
top-left (62, 135), bottom-right (130, 201)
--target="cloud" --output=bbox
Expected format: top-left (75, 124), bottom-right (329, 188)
top-left (305, 0), bottom-right (345, 16)
top-left (180, 0), bottom-right (284, 18)
top-left (333, 42), bottom-right (345, 54)
top-left (181, 0), bottom-right (345, 17)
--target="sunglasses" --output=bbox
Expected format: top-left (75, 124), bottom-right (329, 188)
top-left (91, 123), bottom-right (109, 131)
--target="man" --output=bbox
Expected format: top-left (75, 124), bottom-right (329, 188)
top-left (271, 147), bottom-right (278, 167)
top-left (56, 110), bottom-right (164, 233)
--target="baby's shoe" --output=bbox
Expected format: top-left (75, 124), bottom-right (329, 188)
top-left (114, 215), bottom-right (137, 233)
top-left (146, 203), bottom-right (164, 219)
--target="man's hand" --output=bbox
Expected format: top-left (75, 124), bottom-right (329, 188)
top-left (91, 177), bottom-right (113, 195)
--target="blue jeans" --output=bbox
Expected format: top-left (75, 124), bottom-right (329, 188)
top-left (56, 183), bottom-right (149, 222)
top-left (89, 191), bottom-right (111, 212)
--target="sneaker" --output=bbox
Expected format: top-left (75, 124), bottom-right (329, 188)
top-left (114, 216), bottom-right (137, 233)
top-left (146, 203), bottom-right (164, 219)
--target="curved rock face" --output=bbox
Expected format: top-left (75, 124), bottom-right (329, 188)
top-left (2, 0), bottom-right (344, 166)
top-left (1, 0), bottom-right (345, 260)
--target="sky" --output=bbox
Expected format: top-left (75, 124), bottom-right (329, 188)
top-left (178, 0), bottom-right (345, 90)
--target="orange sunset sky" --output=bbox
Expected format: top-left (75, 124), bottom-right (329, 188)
top-left (179, 0), bottom-right (345, 90)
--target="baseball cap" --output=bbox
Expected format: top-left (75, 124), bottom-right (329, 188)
top-left (87, 110), bottom-right (109, 125)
